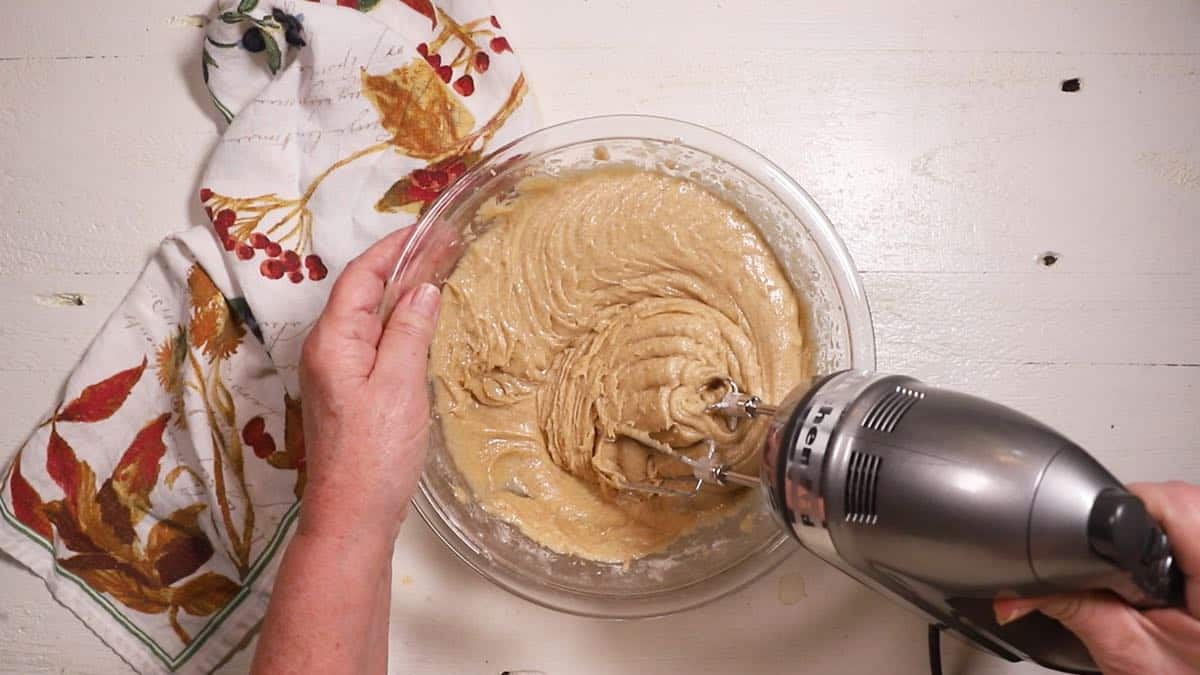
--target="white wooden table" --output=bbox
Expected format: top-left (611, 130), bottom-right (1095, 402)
top-left (1, 1), bottom-right (1197, 673)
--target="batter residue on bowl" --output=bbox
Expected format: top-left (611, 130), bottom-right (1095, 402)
top-left (429, 166), bottom-right (807, 563)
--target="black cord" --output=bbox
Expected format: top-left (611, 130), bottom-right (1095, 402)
top-left (928, 624), bottom-right (945, 675)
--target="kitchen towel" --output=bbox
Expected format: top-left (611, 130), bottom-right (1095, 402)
top-left (0, 1), bottom-right (537, 672)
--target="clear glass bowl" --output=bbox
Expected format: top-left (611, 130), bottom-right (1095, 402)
top-left (383, 115), bottom-right (875, 618)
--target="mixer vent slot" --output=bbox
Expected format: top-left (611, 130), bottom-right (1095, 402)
top-left (862, 385), bottom-right (925, 433)
top-left (845, 451), bottom-right (882, 525)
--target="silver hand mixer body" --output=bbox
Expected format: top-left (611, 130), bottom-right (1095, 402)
top-left (743, 370), bottom-right (1184, 674)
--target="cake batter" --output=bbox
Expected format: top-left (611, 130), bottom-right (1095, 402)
top-left (429, 166), bottom-right (808, 562)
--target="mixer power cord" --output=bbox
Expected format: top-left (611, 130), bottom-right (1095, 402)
top-left (928, 624), bottom-right (945, 675)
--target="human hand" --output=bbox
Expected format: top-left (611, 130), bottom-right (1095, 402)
top-left (994, 481), bottom-right (1200, 674)
top-left (296, 229), bottom-right (441, 544)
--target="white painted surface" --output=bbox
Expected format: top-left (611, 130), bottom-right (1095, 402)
top-left (1, 1), bottom-right (1197, 673)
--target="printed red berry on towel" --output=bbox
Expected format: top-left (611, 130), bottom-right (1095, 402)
top-left (453, 75), bottom-right (475, 96)
top-left (260, 259), bottom-right (284, 280)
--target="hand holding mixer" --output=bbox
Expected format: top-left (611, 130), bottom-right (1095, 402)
top-left (627, 369), bottom-right (1184, 674)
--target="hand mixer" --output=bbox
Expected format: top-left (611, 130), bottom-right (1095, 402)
top-left (634, 369), bottom-right (1185, 674)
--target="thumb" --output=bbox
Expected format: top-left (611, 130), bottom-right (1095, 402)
top-left (371, 283), bottom-right (441, 390)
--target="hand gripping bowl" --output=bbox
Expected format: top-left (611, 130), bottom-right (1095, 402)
top-left (380, 115), bottom-right (875, 618)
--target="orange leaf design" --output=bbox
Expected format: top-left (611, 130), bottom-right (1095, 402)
top-left (156, 327), bottom-right (189, 428)
top-left (187, 266), bottom-right (245, 361)
top-left (66, 459), bottom-right (138, 561)
top-left (45, 425), bottom-right (81, 507)
top-left (155, 327), bottom-right (187, 393)
top-left (57, 358), bottom-right (147, 423)
top-left (264, 393), bottom-right (308, 498)
top-left (42, 500), bottom-right (101, 554)
top-left (400, 0), bottom-right (436, 28)
top-left (59, 552), bottom-right (154, 583)
top-left (361, 59), bottom-right (475, 161)
top-left (96, 479), bottom-right (136, 546)
top-left (59, 554), bottom-right (170, 614)
top-left (7, 452), bottom-right (53, 541)
top-left (146, 504), bottom-right (214, 586)
top-left (268, 394), bottom-right (305, 471)
top-left (110, 413), bottom-right (171, 517)
top-left (172, 572), bottom-right (240, 616)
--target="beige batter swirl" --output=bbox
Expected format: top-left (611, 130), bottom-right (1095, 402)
top-left (429, 166), bottom-right (807, 562)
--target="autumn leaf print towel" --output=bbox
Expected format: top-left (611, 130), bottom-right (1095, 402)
top-left (0, 1), bottom-right (537, 672)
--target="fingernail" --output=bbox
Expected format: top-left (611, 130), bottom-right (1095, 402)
top-left (997, 606), bottom-right (1035, 625)
top-left (409, 283), bottom-right (440, 318)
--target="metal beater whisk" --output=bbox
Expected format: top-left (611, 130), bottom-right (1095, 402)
top-left (618, 378), bottom-right (775, 497)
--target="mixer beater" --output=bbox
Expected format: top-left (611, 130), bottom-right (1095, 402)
top-left (618, 377), bottom-right (774, 497)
